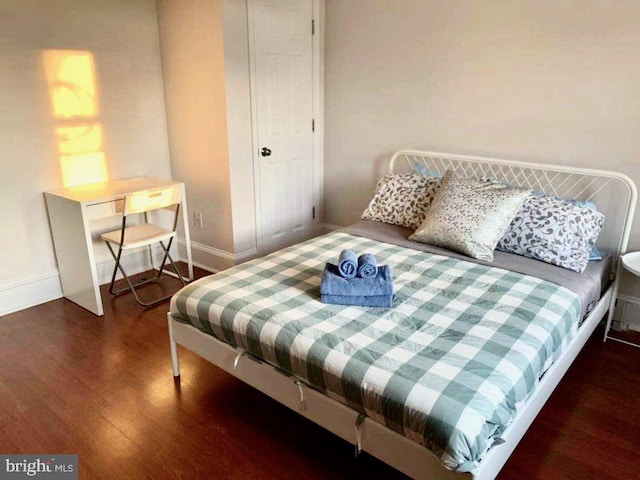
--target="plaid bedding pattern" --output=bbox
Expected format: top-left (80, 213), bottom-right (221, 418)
top-left (171, 232), bottom-right (582, 472)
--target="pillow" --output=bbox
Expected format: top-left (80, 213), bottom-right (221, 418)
top-left (409, 171), bottom-right (530, 261)
top-left (413, 162), bottom-right (443, 179)
top-left (589, 246), bottom-right (603, 261)
top-left (555, 198), bottom-right (603, 260)
top-left (496, 195), bottom-right (605, 273)
top-left (529, 192), bottom-right (602, 260)
top-left (361, 173), bottom-right (441, 230)
top-left (558, 199), bottom-right (602, 260)
top-left (573, 201), bottom-right (602, 260)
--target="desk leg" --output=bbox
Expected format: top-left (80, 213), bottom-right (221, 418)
top-left (45, 194), bottom-right (103, 316)
top-left (180, 184), bottom-right (194, 280)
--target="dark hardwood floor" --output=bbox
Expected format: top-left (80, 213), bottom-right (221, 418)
top-left (1, 267), bottom-right (639, 479)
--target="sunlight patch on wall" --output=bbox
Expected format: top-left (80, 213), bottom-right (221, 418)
top-left (42, 50), bottom-right (108, 187)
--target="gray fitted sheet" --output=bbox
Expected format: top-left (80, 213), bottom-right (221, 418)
top-left (343, 220), bottom-right (612, 319)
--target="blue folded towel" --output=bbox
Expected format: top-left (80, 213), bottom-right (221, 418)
top-left (338, 249), bottom-right (358, 278)
top-left (321, 294), bottom-right (392, 308)
top-left (357, 253), bottom-right (378, 278)
top-left (320, 263), bottom-right (393, 297)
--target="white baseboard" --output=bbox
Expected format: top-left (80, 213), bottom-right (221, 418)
top-left (0, 245), bottom-right (180, 318)
top-left (0, 271), bottom-right (63, 317)
top-left (0, 237), bottom-right (253, 317)
top-left (95, 244), bottom-right (182, 283)
top-left (176, 238), bottom-right (257, 272)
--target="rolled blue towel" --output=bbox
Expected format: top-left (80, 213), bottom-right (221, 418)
top-left (321, 294), bottom-right (392, 308)
top-left (338, 249), bottom-right (358, 278)
top-left (320, 263), bottom-right (393, 297)
top-left (357, 253), bottom-right (378, 278)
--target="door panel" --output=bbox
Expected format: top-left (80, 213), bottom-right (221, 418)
top-left (290, 156), bottom-right (306, 232)
top-left (252, 0), bottom-right (314, 254)
top-left (268, 159), bottom-right (284, 238)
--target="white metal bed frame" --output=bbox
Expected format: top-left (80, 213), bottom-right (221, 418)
top-left (168, 150), bottom-right (636, 480)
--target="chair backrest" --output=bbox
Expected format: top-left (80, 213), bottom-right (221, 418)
top-left (123, 185), bottom-right (182, 216)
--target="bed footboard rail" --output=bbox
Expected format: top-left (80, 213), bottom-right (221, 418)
top-left (166, 313), bottom-right (470, 480)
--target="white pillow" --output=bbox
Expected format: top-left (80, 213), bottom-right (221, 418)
top-left (410, 171), bottom-right (530, 261)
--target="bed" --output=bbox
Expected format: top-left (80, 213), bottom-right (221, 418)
top-left (167, 150), bottom-right (637, 479)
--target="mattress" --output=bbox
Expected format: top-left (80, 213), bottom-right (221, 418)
top-left (345, 220), bottom-right (612, 319)
top-left (170, 230), bottom-right (584, 472)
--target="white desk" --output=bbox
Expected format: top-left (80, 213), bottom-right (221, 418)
top-left (45, 177), bottom-right (193, 316)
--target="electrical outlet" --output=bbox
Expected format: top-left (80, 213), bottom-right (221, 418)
top-left (194, 210), bottom-right (203, 229)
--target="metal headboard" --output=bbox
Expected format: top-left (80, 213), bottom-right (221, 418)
top-left (389, 149), bottom-right (637, 256)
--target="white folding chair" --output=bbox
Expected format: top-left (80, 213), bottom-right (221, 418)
top-left (101, 185), bottom-right (186, 307)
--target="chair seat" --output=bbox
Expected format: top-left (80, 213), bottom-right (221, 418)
top-left (101, 224), bottom-right (176, 250)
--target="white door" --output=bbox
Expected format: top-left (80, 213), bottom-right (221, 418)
top-left (250, 0), bottom-right (315, 254)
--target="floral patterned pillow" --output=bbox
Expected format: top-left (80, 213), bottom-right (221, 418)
top-left (496, 195), bottom-right (605, 273)
top-left (361, 173), bottom-right (441, 230)
top-left (409, 171), bottom-right (530, 261)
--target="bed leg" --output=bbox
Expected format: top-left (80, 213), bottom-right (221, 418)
top-left (168, 315), bottom-right (181, 378)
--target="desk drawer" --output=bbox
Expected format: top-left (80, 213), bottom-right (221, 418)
top-left (86, 199), bottom-right (124, 221)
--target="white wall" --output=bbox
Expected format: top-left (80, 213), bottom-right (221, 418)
top-left (160, 0), bottom-right (324, 268)
top-left (157, 0), bottom-right (239, 271)
top-left (157, 0), bottom-right (259, 271)
top-left (324, 0), bottom-right (640, 231)
top-left (324, 0), bottom-right (640, 306)
top-left (222, 0), bottom-right (258, 258)
top-left (0, 0), bottom-right (172, 313)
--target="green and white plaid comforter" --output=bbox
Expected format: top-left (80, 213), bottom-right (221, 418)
top-left (170, 232), bottom-right (582, 472)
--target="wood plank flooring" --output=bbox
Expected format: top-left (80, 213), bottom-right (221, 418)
top-left (1, 268), bottom-right (639, 479)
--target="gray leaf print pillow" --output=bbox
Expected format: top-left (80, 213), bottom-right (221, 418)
top-left (361, 173), bottom-right (441, 230)
top-left (496, 195), bottom-right (605, 273)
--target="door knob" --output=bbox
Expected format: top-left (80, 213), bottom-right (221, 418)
top-left (261, 147), bottom-right (272, 157)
